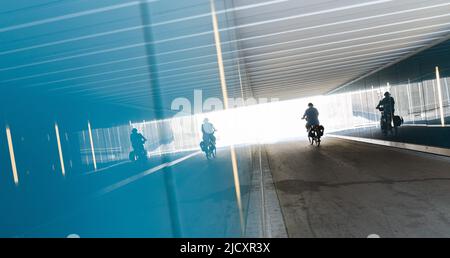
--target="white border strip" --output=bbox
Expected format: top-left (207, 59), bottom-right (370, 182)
top-left (328, 134), bottom-right (450, 157)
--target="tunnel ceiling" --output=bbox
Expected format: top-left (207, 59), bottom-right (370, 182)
top-left (1, 0), bottom-right (450, 114)
top-left (233, 0), bottom-right (450, 98)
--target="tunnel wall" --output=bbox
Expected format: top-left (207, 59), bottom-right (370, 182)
top-left (0, 92), bottom-right (148, 188)
top-left (0, 0), bottom-right (258, 237)
top-left (330, 39), bottom-right (450, 149)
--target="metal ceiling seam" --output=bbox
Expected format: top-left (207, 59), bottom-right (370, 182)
top-left (0, 36), bottom-right (435, 85)
top-left (327, 33), bottom-right (450, 95)
top-left (4, 6), bottom-right (450, 76)
top-left (7, 14), bottom-right (442, 85)
top-left (0, 0), bottom-right (160, 33)
top-left (0, 0), bottom-right (289, 56)
top-left (2, 1), bottom-right (433, 69)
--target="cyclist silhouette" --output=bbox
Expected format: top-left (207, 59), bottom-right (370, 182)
top-left (376, 92), bottom-right (396, 135)
top-left (302, 103), bottom-right (320, 132)
top-left (130, 128), bottom-right (147, 161)
top-left (201, 118), bottom-right (216, 145)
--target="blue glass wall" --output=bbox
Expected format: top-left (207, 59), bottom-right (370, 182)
top-left (0, 0), bottom-right (258, 237)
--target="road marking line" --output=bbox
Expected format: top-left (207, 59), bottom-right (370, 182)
top-left (329, 134), bottom-right (450, 157)
top-left (95, 151), bottom-right (200, 196)
top-left (85, 160), bottom-right (131, 175)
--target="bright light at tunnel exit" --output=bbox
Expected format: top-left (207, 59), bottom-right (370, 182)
top-left (193, 94), bottom-right (353, 147)
top-left (129, 94), bottom-right (361, 155)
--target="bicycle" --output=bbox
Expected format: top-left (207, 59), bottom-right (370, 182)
top-left (129, 148), bottom-right (148, 162)
top-left (377, 105), bottom-right (402, 137)
top-left (308, 125), bottom-right (323, 147)
top-left (200, 139), bottom-right (216, 159)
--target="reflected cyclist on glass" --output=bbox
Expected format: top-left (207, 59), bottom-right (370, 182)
top-left (201, 118), bottom-right (216, 147)
top-left (200, 118), bottom-right (217, 159)
top-left (130, 128), bottom-right (147, 161)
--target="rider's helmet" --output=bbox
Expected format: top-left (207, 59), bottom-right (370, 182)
top-left (308, 103), bottom-right (314, 107)
top-left (131, 128), bottom-right (138, 133)
top-left (384, 92), bottom-right (391, 97)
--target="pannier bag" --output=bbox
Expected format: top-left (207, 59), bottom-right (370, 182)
top-left (309, 125), bottom-right (325, 137)
top-left (393, 116), bottom-right (404, 127)
top-left (318, 125), bottom-right (325, 136)
top-left (200, 141), bottom-right (207, 152)
top-left (129, 151), bottom-right (136, 161)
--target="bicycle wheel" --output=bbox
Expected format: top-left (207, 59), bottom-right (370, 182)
top-left (206, 144), bottom-right (215, 160)
top-left (205, 148), bottom-right (210, 159)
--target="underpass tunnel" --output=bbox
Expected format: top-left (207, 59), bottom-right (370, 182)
top-left (1, 0), bottom-right (450, 238)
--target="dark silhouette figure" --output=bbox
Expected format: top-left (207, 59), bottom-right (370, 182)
top-left (200, 118), bottom-right (217, 159)
top-left (201, 118), bottom-right (216, 145)
top-left (130, 128), bottom-right (147, 161)
top-left (302, 103), bottom-right (320, 131)
top-left (376, 92), bottom-right (396, 135)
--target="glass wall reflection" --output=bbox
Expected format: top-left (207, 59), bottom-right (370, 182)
top-left (0, 0), bottom-right (259, 238)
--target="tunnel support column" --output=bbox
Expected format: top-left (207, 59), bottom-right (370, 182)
top-left (138, 1), bottom-right (182, 237)
top-left (210, 0), bottom-right (245, 235)
top-left (435, 66), bottom-right (446, 127)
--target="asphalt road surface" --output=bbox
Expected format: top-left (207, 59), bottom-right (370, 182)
top-left (265, 137), bottom-right (450, 238)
